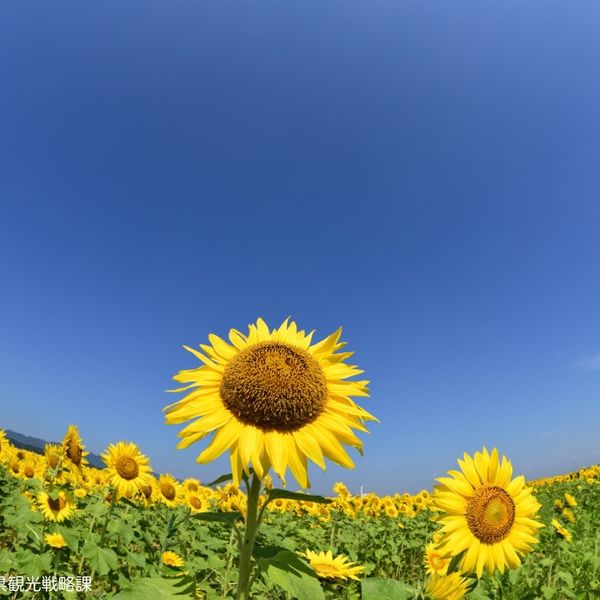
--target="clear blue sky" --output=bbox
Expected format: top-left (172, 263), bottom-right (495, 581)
top-left (1, 1), bottom-right (599, 495)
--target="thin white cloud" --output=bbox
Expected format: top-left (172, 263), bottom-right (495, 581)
top-left (572, 354), bottom-right (600, 372)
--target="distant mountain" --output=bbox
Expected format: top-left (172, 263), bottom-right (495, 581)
top-left (5, 429), bottom-right (104, 469)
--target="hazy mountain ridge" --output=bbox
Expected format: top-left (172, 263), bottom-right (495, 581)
top-left (5, 429), bottom-right (104, 468)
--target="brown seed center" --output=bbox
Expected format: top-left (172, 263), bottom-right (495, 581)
top-left (220, 341), bottom-right (328, 432)
top-left (161, 483), bottom-right (176, 501)
top-left (48, 496), bottom-right (66, 512)
top-left (115, 456), bottom-right (139, 480)
top-left (66, 441), bottom-right (82, 466)
top-left (466, 485), bottom-right (516, 544)
top-left (189, 495), bottom-right (203, 510)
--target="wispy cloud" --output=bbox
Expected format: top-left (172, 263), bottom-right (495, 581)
top-left (572, 354), bottom-right (600, 372)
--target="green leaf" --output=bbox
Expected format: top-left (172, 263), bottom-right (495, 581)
top-left (557, 571), bottom-right (574, 587)
top-left (112, 576), bottom-right (196, 599)
top-left (15, 550), bottom-right (52, 577)
top-left (205, 472), bottom-right (234, 487)
top-left (259, 550), bottom-right (325, 600)
top-left (267, 489), bottom-right (332, 505)
top-left (207, 468), bottom-right (258, 487)
top-left (193, 511), bottom-right (243, 526)
top-left (542, 585), bottom-right (557, 600)
top-left (446, 550), bottom-right (466, 575)
top-left (82, 540), bottom-right (119, 576)
top-left (0, 549), bottom-right (19, 572)
top-left (361, 578), bottom-right (412, 600)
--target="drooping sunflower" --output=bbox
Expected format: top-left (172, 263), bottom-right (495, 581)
top-left (432, 447), bottom-right (543, 578)
top-left (157, 474), bottom-right (184, 507)
top-left (424, 542), bottom-right (450, 576)
top-left (426, 572), bottom-right (471, 600)
top-left (102, 441), bottom-right (153, 498)
top-left (551, 518), bottom-right (572, 541)
top-left (37, 491), bottom-right (75, 522)
top-left (62, 425), bottom-right (89, 470)
top-left (301, 550), bottom-right (364, 581)
top-left (45, 533), bottom-right (68, 549)
top-left (164, 318), bottom-right (377, 488)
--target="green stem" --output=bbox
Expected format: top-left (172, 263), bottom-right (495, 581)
top-left (236, 474), bottom-right (262, 600)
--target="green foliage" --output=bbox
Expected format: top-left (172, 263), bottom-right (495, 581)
top-left (0, 464), bottom-right (599, 598)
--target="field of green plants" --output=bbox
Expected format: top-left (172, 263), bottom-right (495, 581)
top-left (1, 460), bottom-right (599, 600)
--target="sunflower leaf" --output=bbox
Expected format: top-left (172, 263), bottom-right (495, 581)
top-left (361, 578), bottom-right (413, 600)
top-left (266, 489), bottom-right (332, 505)
top-left (259, 550), bottom-right (325, 600)
top-left (111, 575), bottom-right (196, 599)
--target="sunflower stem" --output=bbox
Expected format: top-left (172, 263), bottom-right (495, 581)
top-left (236, 473), bottom-right (262, 600)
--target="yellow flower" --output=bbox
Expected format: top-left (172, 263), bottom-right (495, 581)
top-left (18, 456), bottom-right (42, 481)
top-left (157, 474), bottom-right (184, 507)
top-left (183, 478), bottom-right (202, 493)
top-left (426, 572), bottom-right (470, 600)
top-left (45, 533), bottom-right (67, 549)
top-left (37, 491), bottom-right (75, 522)
top-left (564, 493), bottom-right (577, 507)
top-left (44, 444), bottom-right (63, 471)
top-left (0, 429), bottom-right (12, 463)
top-left (551, 518), bottom-right (572, 542)
top-left (62, 425), bottom-right (89, 469)
top-left (162, 551), bottom-right (184, 568)
top-left (164, 318), bottom-right (377, 488)
top-left (432, 447), bottom-right (542, 578)
top-left (302, 550), bottom-right (363, 580)
top-left (424, 542), bottom-right (450, 576)
top-left (102, 441), bottom-right (152, 498)
top-left (185, 491), bottom-right (208, 513)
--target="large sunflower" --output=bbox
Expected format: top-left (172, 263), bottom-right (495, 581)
top-left (432, 447), bottom-right (542, 578)
top-left (102, 442), bottom-right (152, 498)
top-left (164, 318), bottom-right (377, 487)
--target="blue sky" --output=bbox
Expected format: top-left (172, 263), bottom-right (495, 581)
top-left (1, 1), bottom-right (599, 495)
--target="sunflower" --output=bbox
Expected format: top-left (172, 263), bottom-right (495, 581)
top-left (164, 318), bottom-right (377, 488)
top-left (301, 550), bottom-right (363, 581)
top-left (185, 491), bottom-right (208, 513)
top-left (424, 542), bottom-right (450, 576)
top-left (426, 572), bottom-right (470, 600)
top-left (157, 474), bottom-right (184, 507)
top-left (162, 551), bottom-right (184, 568)
top-left (62, 425), bottom-right (89, 469)
top-left (37, 491), bottom-right (75, 522)
top-left (44, 444), bottom-right (63, 471)
top-left (551, 518), bottom-right (572, 541)
top-left (564, 493), bottom-right (577, 507)
top-left (18, 456), bottom-right (42, 481)
top-left (0, 429), bottom-right (11, 463)
top-left (432, 447), bottom-right (542, 578)
top-left (183, 478), bottom-right (202, 493)
top-left (45, 533), bottom-right (68, 549)
top-left (102, 442), bottom-right (152, 498)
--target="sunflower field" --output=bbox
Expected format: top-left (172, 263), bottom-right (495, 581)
top-left (1, 319), bottom-right (599, 599)
top-left (0, 428), bottom-right (600, 599)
